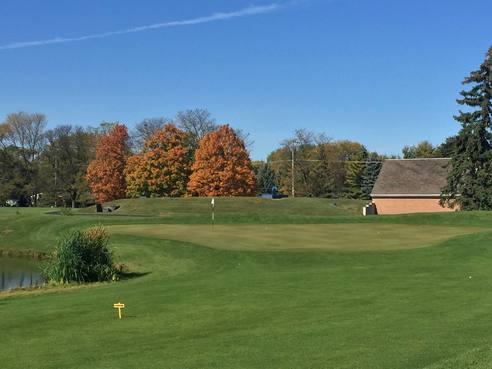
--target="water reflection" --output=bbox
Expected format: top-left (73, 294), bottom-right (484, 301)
top-left (0, 258), bottom-right (43, 291)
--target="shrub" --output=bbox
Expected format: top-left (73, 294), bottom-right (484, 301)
top-left (59, 207), bottom-right (72, 216)
top-left (44, 226), bottom-right (118, 284)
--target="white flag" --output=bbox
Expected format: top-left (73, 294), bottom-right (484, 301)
top-left (211, 198), bottom-right (215, 207)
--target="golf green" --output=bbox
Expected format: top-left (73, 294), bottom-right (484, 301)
top-left (109, 223), bottom-right (483, 251)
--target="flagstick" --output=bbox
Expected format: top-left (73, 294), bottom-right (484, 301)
top-left (211, 198), bottom-right (215, 229)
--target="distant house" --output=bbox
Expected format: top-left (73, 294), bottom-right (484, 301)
top-left (371, 158), bottom-right (455, 215)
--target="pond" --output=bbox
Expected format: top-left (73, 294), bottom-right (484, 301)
top-left (0, 257), bottom-right (44, 291)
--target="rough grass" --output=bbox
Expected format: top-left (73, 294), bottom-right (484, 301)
top-left (97, 197), bottom-right (367, 217)
top-left (2, 198), bottom-right (492, 368)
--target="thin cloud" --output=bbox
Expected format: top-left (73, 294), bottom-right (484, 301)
top-left (0, 3), bottom-right (285, 51)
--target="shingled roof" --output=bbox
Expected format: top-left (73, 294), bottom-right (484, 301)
top-left (371, 158), bottom-right (450, 197)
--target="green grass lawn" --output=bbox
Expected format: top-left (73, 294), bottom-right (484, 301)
top-left (2, 198), bottom-right (492, 368)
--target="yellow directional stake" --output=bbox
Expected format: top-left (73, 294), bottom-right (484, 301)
top-left (113, 302), bottom-right (125, 319)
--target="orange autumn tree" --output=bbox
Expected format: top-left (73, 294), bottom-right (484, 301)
top-left (124, 155), bottom-right (149, 197)
top-left (188, 125), bottom-right (255, 196)
top-left (125, 124), bottom-right (192, 197)
top-left (86, 124), bottom-right (129, 203)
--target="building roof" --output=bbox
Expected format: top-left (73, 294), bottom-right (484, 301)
top-left (371, 158), bottom-right (450, 197)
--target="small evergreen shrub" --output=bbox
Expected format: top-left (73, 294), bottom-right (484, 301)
top-left (44, 226), bottom-right (119, 284)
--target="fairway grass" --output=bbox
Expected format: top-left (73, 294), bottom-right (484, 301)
top-left (2, 199), bottom-right (492, 368)
top-left (109, 223), bottom-right (483, 251)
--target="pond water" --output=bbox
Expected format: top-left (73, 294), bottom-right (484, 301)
top-left (0, 258), bottom-right (44, 291)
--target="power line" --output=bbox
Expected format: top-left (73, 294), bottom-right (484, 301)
top-left (267, 159), bottom-right (384, 164)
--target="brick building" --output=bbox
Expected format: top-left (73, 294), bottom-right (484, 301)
top-left (371, 158), bottom-right (455, 215)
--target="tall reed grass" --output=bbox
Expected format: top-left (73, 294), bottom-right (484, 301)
top-left (43, 226), bottom-right (118, 283)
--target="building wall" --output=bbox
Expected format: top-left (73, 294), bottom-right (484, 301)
top-left (372, 197), bottom-right (455, 215)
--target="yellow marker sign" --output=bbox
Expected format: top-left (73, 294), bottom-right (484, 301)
top-left (113, 302), bottom-right (125, 319)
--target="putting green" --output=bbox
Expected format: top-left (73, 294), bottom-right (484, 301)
top-left (108, 223), bottom-right (484, 251)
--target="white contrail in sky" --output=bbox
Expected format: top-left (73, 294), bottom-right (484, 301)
top-left (0, 3), bottom-right (285, 51)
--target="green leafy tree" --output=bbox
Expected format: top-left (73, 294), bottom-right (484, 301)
top-left (0, 112), bottom-right (47, 205)
top-left (268, 136), bottom-right (374, 198)
top-left (441, 47), bottom-right (492, 210)
top-left (273, 129), bottom-right (329, 197)
top-left (41, 126), bottom-right (95, 208)
top-left (0, 146), bottom-right (30, 205)
top-left (267, 146), bottom-right (291, 195)
top-left (402, 140), bottom-right (437, 158)
top-left (308, 143), bottom-right (336, 197)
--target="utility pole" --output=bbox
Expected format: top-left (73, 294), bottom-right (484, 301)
top-left (291, 147), bottom-right (295, 198)
top-left (281, 138), bottom-right (299, 199)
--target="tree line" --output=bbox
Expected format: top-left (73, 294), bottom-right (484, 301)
top-left (0, 107), bottom-right (451, 207)
top-left (0, 109), bottom-right (256, 206)
top-left (0, 108), bottom-right (464, 207)
top-left (1, 46), bottom-right (490, 209)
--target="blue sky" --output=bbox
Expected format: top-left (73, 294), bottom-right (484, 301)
top-left (0, 0), bottom-right (490, 160)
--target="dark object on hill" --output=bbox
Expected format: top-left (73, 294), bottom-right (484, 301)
top-left (104, 205), bottom-right (120, 213)
top-left (259, 193), bottom-right (288, 199)
top-left (95, 204), bottom-right (120, 213)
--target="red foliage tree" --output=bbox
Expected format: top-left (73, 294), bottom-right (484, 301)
top-left (188, 125), bottom-right (255, 196)
top-left (125, 124), bottom-right (192, 197)
top-left (86, 124), bottom-right (129, 203)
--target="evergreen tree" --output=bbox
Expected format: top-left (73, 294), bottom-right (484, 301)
top-left (344, 147), bottom-right (368, 199)
top-left (41, 126), bottom-right (95, 208)
top-left (345, 161), bottom-right (364, 198)
top-left (441, 47), bottom-right (492, 210)
top-left (435, 135), bottom-right (458, 158)
top-left (361, 161), bottom-right (382, 199)
top-left (256, 162), bottom-right (277, 194)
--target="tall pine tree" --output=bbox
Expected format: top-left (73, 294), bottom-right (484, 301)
top-left (361, 160), bottom-right (382, 200)
top-left (256, 162), bottom-right (277, 194)
top-left (344, 146), bottom-right (368, 199)
top-left (441, 47), bottom-right (492, 210)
